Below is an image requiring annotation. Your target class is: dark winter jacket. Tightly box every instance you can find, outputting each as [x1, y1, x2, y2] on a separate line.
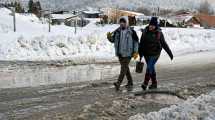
[109, 27, 139, 57]
[139, 26, 173, 59]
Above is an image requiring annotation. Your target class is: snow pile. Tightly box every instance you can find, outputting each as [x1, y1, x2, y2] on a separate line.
[129, 91, 215, 120]
[162, 28, 215, 55]
[0, 8, 13, 33]
[0, 8, 215, 62]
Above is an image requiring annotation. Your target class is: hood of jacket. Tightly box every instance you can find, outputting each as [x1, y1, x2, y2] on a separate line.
[118, 16, 129, 27]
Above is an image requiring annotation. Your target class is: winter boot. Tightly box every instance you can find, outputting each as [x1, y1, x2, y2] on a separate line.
[149, 84, 157, 89]
[113, 82, 120, 91]
[141, 84, 147, 90]
[125, 81, 133, 88]
[141, 73, 150, 90]
[149, 73, 158, 89]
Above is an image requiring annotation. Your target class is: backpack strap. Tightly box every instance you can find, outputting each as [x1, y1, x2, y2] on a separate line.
[156, 31, 161, 41]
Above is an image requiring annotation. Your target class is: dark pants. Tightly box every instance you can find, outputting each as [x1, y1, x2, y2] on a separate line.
[117, 57, 133, 85]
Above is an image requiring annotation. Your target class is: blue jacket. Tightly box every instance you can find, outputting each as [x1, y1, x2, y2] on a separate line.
[109, 27, 139, 57]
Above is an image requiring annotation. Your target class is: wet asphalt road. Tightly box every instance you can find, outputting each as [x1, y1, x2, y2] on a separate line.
[0, 51, 215, 120]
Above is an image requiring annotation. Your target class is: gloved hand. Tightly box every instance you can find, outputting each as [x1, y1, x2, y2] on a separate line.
[133, 52, 139, 60]
[107, 32, 112, 41]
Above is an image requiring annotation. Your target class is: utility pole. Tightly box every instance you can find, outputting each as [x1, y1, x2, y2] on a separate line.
[48, 10, 51, 32]
[12, 7, 16, 32]
[157, 7, 160, 17]
[74, 18, 77, 34]
[48, 0, 51, 32]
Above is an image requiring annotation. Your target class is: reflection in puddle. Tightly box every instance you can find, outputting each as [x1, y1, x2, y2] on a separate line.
[0, 63, 134, 88]
[138, 93, 185, 105]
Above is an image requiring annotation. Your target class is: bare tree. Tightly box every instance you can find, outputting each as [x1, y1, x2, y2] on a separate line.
[199, 0, 213, 15]
[136, 7, 152, 16]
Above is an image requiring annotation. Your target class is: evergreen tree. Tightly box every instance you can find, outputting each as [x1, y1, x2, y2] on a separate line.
[28, 0, 34, 13]
[36, 1, 42, 11]
[199, 1, 213, 15]
[15, 1, 23, 13]
[36, 1, 42, 17]
[28, 0, 42, 17]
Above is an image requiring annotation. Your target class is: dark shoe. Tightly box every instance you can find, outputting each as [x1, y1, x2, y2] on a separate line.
[126, 85, 133, 92]
[125, 82, 133, 88]
[125, 83, 133, 91]
[141, 84, 147, 90]
[114, 82, 120, 91]
[148, 84, 157, 90]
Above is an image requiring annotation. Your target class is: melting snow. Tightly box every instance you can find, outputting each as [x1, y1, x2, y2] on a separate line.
[129, 91, 215, 120]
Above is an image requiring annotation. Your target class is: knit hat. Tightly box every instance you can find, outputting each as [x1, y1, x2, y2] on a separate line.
[149, 17, 158, 27]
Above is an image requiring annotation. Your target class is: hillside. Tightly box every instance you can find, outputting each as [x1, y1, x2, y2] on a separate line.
[1, 0, 215, 12]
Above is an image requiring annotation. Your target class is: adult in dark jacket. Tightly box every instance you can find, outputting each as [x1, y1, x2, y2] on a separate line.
[107, 16, 139, 91]
[139, 17, 173, 90]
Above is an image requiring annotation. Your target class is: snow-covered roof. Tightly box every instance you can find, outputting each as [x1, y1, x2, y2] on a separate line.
[136, 15, 151, 20]
[82, 7, 101, 14]
[120, 10, 145, 16]
[51, 14, 76, 20]
[173, 15, 193, 22]
[83, 10, 101, 14]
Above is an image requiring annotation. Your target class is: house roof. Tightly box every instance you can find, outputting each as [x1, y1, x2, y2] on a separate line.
[82, 7, 101, 14]
[193, 14, 215, 27]
[102, 8, 144, 17]
[119, 10, 145, 16]
[51, 14, 76, 20]
[82, 10, 101, 14]
[169, 14, 193, 23]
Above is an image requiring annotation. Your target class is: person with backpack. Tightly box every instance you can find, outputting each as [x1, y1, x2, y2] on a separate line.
[139, 17, 173, 90]
[107, 16, 139, 91]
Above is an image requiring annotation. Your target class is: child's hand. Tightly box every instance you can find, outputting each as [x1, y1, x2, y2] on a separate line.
[133, 52, 139, 60]
[107, 32, 112, 41]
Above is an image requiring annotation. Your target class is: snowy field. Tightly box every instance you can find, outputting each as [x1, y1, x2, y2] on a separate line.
[0, 8, 215, 63]
[129, 90, 215, 120]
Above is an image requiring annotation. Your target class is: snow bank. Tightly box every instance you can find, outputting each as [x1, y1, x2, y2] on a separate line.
[0, 8, 215, 62]
[129, 90, 215, 120]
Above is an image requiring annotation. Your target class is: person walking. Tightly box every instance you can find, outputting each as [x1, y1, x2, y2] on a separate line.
[107, 16, 139, 91]
[138, 17, 173, 90]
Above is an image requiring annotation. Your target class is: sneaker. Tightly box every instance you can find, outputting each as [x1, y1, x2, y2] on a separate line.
[113, 82, 120, 91]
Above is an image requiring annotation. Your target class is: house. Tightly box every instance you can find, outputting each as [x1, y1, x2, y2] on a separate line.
[52, 10, 69, 14]
[186, 14, 215, 28]
[51, 13, 76, 25]
[136, 15, 151, 25]
[158, 10, 195, 27]
[102, 8, 145, 26]
[82, 9, 101, 18]
[51, 13, 89, 27]
[66, 16, 90, 27]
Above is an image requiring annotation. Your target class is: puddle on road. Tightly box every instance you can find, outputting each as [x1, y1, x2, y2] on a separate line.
[0, 63, 134, 88]
[137, 93, 185, 105]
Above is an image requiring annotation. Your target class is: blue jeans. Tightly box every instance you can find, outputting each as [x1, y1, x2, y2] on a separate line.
[144, 56, 159, 74]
